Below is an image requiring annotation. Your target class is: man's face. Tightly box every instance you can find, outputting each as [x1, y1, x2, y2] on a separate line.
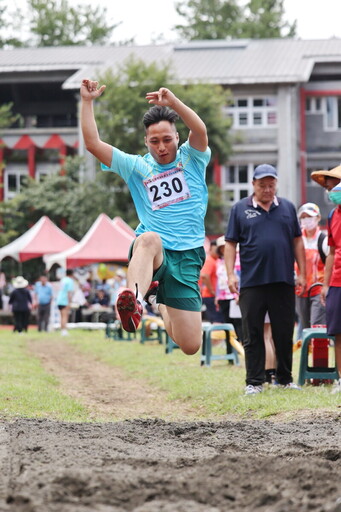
[145, 121, 179, 165]
[40, 276, 47, 285]
[252, 177, 277, 204]
[324, 176, 340, 191]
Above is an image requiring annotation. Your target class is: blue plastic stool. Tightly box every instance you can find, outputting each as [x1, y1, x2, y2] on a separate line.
[200, 323, 239, 367]
[161, 329, 179, 353]
[298, 327, 339, 386]
[105, 320, 135, 341]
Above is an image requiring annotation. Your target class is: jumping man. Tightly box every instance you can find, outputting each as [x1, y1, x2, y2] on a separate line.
[80, 81, 211, 354]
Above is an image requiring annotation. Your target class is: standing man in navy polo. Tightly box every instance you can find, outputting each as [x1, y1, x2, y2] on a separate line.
[225, 164, 306, 395]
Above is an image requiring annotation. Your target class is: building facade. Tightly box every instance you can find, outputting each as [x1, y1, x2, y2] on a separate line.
[1, 39, 341, 223]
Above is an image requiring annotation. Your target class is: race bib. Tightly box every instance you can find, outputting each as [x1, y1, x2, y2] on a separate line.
[144, 167, 191, 210]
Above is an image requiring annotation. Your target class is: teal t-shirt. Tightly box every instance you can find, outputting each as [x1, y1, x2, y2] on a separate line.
[56, 276, 75, 306]
[101, 141, 211, 251]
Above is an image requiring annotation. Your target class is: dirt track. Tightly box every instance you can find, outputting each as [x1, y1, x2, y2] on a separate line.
[0, 339, 340, 511]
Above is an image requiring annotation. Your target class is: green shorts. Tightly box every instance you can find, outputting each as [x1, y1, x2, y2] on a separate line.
[129, 243, 205, 311]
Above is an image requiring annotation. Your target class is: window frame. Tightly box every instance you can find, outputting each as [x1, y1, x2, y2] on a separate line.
[228, 96, 278, 129]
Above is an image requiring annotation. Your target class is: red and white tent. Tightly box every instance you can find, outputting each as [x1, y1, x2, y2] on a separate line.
[44, 214, 136, 269]
[0, 216, 77, 262]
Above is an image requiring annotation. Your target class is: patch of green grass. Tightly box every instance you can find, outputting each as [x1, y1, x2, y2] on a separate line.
[0, 331, 89, 421]
[0, 328, 338, 422]
[69, 329, 340, 420]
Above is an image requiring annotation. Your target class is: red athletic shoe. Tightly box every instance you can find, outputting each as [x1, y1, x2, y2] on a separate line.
[117, 289, 143, 332]
[144, 281, 159, 306]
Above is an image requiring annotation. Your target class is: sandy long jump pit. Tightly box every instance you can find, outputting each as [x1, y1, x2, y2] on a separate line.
[0, 413, 340, 512]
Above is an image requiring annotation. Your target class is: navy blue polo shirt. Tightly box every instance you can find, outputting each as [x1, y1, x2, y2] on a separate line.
[225, 195, 301, 288]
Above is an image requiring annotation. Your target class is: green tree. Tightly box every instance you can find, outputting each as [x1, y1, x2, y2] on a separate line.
[26, 0, 118, 46]
[0, 103, 20, 129]
[175, 0, 296, 40]
[241, 0, 296, 38]
[0, 0, 23, 47]
[175, 0, 242, 40]
[0, 0, 119, 48]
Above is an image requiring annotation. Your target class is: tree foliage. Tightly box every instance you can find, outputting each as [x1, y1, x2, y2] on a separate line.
[0, 0, 23, 47]
[0, 103, 20, 130]
[175, 0, 296, 40]
[26, 0, 118, 47]
[0, 0, 118, 48]
[242, 0, 296, 38]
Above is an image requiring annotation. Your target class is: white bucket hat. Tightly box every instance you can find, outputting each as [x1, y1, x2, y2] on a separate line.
[12, 276, 29, 288]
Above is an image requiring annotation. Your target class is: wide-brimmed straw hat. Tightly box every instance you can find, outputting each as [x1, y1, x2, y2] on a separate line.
[12, 276, 29, 288]
[311, 165, 341, 187]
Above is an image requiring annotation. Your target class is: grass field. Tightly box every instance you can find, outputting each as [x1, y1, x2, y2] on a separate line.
[0, 328, 339, 422]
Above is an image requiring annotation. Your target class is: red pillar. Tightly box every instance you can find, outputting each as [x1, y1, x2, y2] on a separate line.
[0, 147, 4, 202]
[59, 144, 67, 175]
[213, 156, 222, 187]
[28, 144, 36, 179]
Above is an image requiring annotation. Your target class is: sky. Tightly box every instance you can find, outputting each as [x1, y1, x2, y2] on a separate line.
[89, 0, 341, 45]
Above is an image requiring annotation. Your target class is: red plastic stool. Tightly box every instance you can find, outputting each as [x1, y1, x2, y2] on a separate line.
[311, 324, 331, 385]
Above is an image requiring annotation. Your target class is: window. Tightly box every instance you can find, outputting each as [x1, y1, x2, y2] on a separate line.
[222, 164, 255, 203]
[305, 97, 323, 113]
[228, 96, 278, 128]
[5, 169, 28, 200]
[306, 95, 341, 130]
[36, 162, 60, 181]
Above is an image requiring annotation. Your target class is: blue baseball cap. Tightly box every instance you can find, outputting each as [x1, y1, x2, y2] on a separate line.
[253, 164, 277, 180]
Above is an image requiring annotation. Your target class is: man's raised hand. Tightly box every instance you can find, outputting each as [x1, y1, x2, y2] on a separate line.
[145, 87, 176, 108]
[81, 79, 106, 100]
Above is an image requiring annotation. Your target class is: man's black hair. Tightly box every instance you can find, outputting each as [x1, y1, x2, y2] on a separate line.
[66, 269, 73, 276]
[143, 105, 179, 130]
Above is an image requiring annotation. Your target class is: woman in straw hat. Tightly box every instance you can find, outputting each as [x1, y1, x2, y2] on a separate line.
[311, 164, 341, 191]
[9, 276, 32, 333]
[311, 167, 341, 394]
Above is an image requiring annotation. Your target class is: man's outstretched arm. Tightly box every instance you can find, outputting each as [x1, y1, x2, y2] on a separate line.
[145, 87, 208, 152]
[80, 79, 113, 167]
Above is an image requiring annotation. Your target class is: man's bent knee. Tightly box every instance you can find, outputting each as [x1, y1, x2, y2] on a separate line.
[133, 232, 162, 255]
[180, 339, 201, 355]
[164, 307, 202, 355]
[173, 330, 202, 355]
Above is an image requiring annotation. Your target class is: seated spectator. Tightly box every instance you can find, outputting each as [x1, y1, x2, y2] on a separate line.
[91, 289, 110, 307]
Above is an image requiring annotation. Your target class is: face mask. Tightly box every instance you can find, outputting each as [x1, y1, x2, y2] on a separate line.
[300, 217, 318, 231]
[328, 190, 341, 205]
